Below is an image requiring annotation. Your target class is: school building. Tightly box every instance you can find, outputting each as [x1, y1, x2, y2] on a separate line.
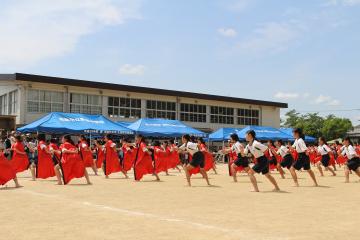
[0, 73, 288, 132]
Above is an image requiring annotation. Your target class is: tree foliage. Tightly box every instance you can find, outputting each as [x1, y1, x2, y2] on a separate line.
[282, 110, 353, 140]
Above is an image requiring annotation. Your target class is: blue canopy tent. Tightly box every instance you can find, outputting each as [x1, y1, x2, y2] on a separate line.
[279, 128, 316, 142]
[116, 121, 134, 127]
[235, 126, 293, 141]
[127, 118, 206, 137]
[17, 112, 134, 135]
[208, 128, 243, 141]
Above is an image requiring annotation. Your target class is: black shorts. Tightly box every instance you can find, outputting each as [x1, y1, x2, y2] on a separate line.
[190, 151, 205, 168]
[293, 152, 311, 171]
[321, 154, 330, 167]
[347, 157, 360, 171]
[252, 156, 269, 175]
[269, 156, 277, 165]
[234, 154, 249, 168]
[280, 154, 294, 169]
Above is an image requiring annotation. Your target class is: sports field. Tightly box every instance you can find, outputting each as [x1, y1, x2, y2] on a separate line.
[1, 164, 359, 240]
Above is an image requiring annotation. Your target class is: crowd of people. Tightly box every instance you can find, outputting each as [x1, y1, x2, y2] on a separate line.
[1, 128, 360, 191]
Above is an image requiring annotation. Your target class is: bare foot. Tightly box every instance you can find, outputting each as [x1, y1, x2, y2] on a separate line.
[56, 182, 63, 185]
[293, 183, 300, 187]
[251, 189, 260, 192]
[87, 182, 92, 185]
[15, 184, 22, 188]
[272, 188, 280, 192]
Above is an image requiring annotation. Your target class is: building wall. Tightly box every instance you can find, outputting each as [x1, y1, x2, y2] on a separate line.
[8, 81, 282, 130]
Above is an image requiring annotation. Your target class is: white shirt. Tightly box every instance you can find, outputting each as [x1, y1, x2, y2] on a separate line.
[317, 144, 331, 156]
[179, 142, 199, 156]
[81, 143, 88, 148]
[341, 145, 358, 160]
[276, 145, 290, 158]
[292, 138, 307, 153]
[39, 143, 47, 150]
[231, 142, 243, 155]
[244, 140, 268, 158]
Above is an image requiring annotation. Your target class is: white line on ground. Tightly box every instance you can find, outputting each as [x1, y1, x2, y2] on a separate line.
[15, 189, 289, 240]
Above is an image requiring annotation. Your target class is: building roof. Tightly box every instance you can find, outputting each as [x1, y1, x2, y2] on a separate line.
[0, 73, 288, 108]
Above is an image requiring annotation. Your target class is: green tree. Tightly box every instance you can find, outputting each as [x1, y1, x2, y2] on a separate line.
[282, 110, 353, 140]
[321, 115, 353, 140]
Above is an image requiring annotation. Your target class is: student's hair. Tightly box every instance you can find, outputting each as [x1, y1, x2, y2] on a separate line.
[63, 135, 75, 145]
[182, 134, 191, 142]
[246, 130, 256, 139]
[343, 137, 353, 146]
[335, 140, 340, 145]
[50, 138, 58, 144]
[169, 139, 175, 144]
[80, 135, 87, 141]
[104, 134, 112, 140]
[15, 135, 22, 142]
[319, 137, 327, 145]
[276, 139, 284, 145]
[230, 133, 240, 142]
[122, 137, 130, 143]
[293, 128, 305, 139]
[198, 137, 205, 144]
[153, 140, 161, 147]
[37, 134, 46, 141]
[190, 136, 196, 142]
[136, 134, 145, 143]
[268, 140, 274, 146]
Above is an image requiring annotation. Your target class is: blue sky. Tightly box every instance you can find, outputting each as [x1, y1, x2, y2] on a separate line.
[0, 0, 359, 124]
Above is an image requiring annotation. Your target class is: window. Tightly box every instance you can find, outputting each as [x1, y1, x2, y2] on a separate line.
[0, 94, 7, 115]
[146, 100, 176, 120]
[8, 90, 18, 114]
[237, 108, 260, 126]
[27, 89, 64, 113]
[70, 93, 101, 114]
[180, 103, 207, 122]
[210, 106, 234, 124]
[108, 97, 141, 118]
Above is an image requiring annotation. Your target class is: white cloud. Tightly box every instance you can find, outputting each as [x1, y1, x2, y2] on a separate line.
[236, 21, 303, 54]
[314, 94, 341, 106]
[119, 64, 145, 76]
[274, 92, 300, 100]
[0, 0, 142, 69]
[218, 28, 237, 37]
[325, 0, 360, 6]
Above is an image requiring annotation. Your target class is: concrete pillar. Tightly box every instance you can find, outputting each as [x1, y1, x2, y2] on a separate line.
[141, 99, 146, 118]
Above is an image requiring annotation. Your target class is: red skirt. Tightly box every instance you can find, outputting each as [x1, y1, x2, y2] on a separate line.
[104, 152, 122, 176]
[60, 153, 85, 185]
[154, 153, 168, 174]
[0, 154, 16, 185]
[123, 151, 136, 172]
[82, 151, 94, 168]
[37, 155, 55, 179]
[10, 153, 29, 174]
[134, 155, 154, 181]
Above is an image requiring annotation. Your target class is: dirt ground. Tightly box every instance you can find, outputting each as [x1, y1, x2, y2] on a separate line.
[1, 164, 359, 240]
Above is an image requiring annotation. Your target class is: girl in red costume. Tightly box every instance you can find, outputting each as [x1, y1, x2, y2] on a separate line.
[198, 138, 217, 174]
[49, 138, 61, 166]
[121, 138, 136, 174]
[79, 135, 97, 175]
[10, 135, 29, 174]
[0, 142, 21, 187]
[103, 135, 128, 179]
[267, 140, 285, 179]
[133, 135, 160, 181]
[36, 134, 55, 179]
[153, 141, 169, 175]
[167, 140, 181, 172]
[94, 139, 105, 169]
[53, 135, 91, 185]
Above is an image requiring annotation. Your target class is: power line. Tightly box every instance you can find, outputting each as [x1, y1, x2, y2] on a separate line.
[294, 109, 360, 113]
